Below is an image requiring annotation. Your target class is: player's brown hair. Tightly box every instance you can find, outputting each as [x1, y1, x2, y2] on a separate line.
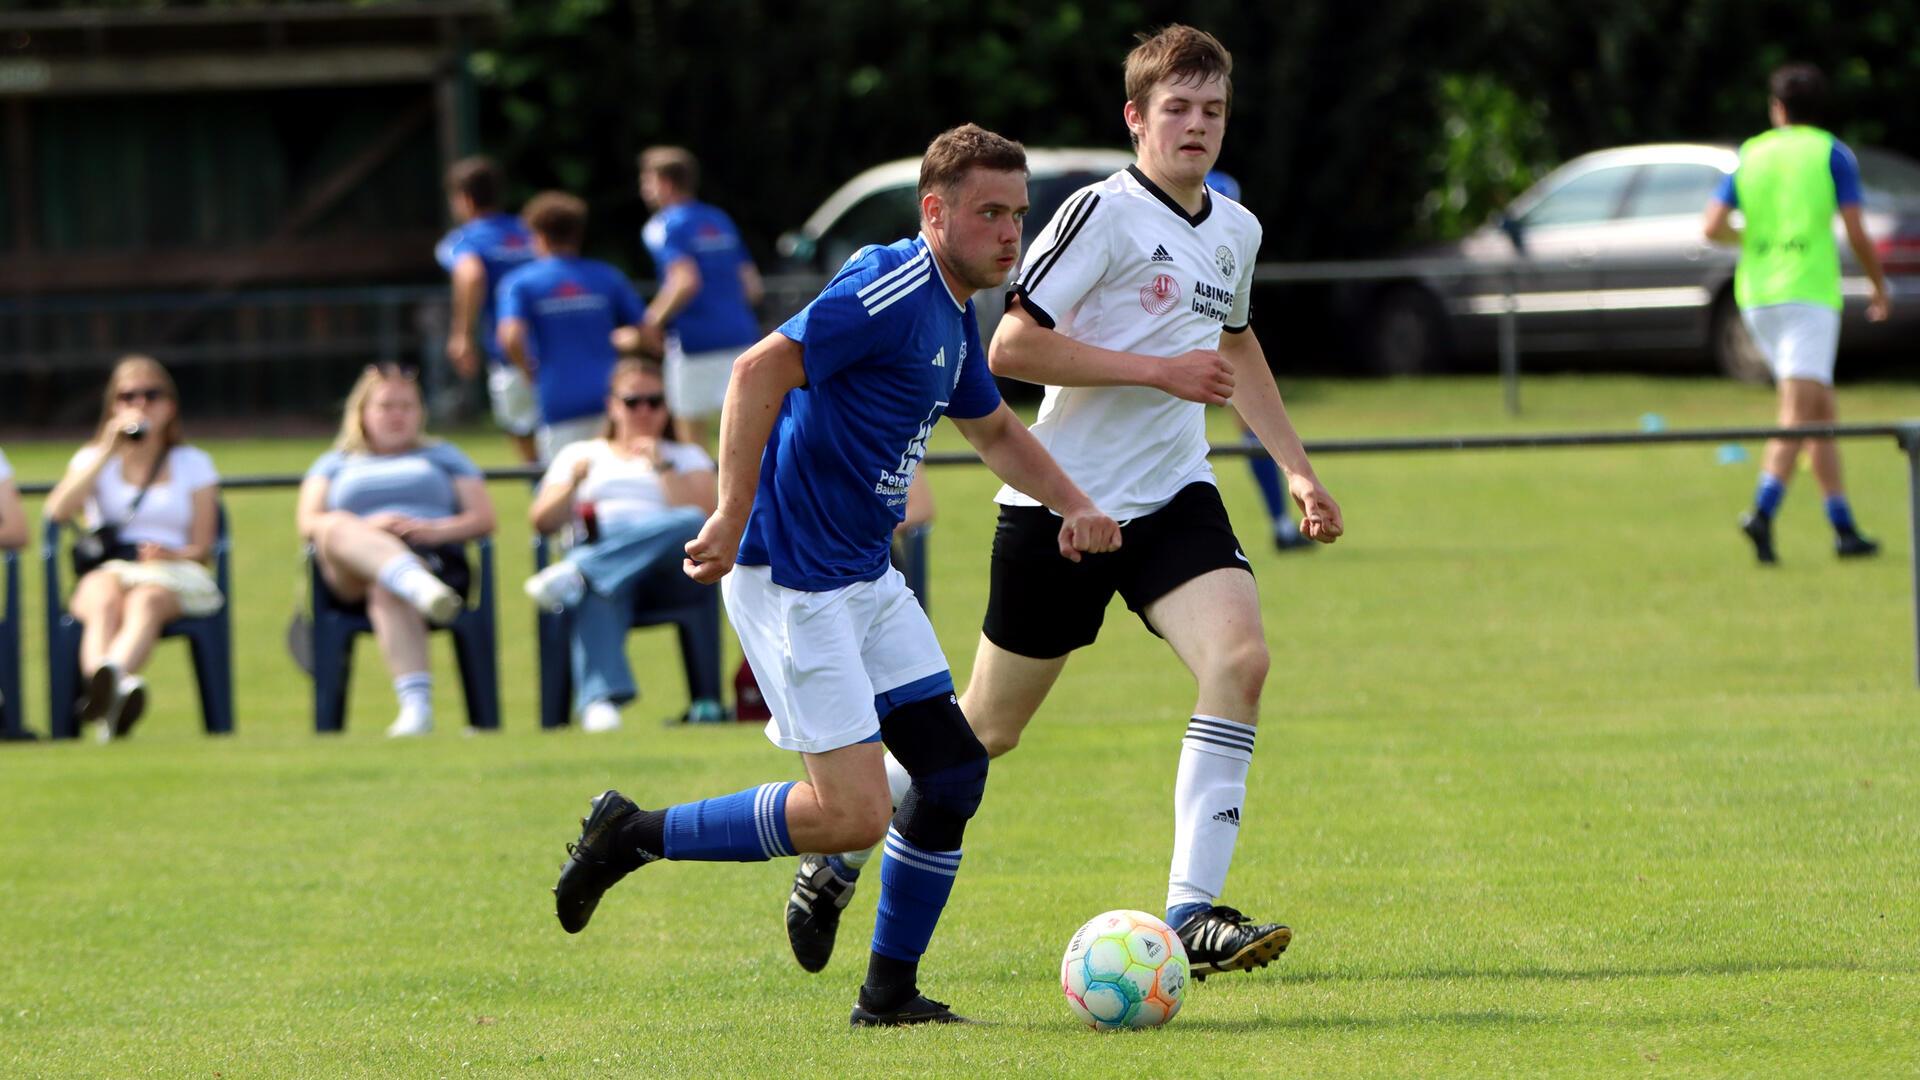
[640, 146, 700, 195]
[522, 191, 589, 249]
[445, 156, 505, 212]
[1769, 62, 1827, 125]
[1124, 25, 1233, 142]
[917, 124, 1028, 199]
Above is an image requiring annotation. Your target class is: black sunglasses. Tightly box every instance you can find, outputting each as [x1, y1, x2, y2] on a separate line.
[617, 393, 667, 410]
[116, 388, 169, 404]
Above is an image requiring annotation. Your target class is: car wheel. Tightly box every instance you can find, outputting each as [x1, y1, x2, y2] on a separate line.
[1711, 293, 1771, 383]
[1365, 285, 1449, 376]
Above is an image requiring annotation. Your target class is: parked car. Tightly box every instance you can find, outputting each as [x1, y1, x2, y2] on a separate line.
[1354, 142, 1920, 378]
[776, 148, 1136, 341]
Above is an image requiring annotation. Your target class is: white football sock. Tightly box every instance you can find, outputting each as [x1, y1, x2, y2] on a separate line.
[1167, 715, 1256, 913]
[393, 671, 433, 719]
[377, 554, 438, 608]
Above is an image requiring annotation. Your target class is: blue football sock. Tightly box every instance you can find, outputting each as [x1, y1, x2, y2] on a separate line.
[826, 853, 862, 882]
[661, 782, 795, 861]
[871, 827, 962, 963]
[1754, 473, 1786, 519]
[1167, 901, 1210, 933]
[1825, 494, 1857, 533]
[1243, 431, 1288, 525]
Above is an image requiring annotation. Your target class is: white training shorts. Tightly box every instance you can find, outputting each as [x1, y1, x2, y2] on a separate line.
[721, 563, 950, 754]
[664, 344, 745, 420]
[487, 365, 540, 437]
[535, 416, 604, 464]
[1742, 302, 1842, 386]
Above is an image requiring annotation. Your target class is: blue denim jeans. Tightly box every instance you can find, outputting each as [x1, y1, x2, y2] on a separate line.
[566, 507, 707, 712]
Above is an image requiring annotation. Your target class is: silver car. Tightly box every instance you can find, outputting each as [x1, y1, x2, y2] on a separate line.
[1362, 142, 1920, 378]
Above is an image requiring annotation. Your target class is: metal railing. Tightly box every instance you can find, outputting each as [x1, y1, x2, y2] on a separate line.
[15, 420, 1920, 686]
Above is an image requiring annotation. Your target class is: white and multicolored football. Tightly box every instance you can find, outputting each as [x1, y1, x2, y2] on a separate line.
[1060, 909, 1188, 1030]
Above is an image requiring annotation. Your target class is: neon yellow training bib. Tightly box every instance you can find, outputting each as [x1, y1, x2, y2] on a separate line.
[1732, 126, 1843, 311]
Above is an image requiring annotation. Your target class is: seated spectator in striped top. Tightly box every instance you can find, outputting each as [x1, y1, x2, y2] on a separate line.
[44, 356, 222, 741]
[525, 358, 717, 732]
[297, 365, 497, 738]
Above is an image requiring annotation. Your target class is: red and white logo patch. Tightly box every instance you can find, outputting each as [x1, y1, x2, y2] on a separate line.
[1139, 273, 1182, 316]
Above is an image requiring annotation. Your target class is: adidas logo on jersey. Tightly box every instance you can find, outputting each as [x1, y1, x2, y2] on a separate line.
[1212, 807, 1241, 826]
[932, 346, 946, 368]
[1149, 244, 1174, 262]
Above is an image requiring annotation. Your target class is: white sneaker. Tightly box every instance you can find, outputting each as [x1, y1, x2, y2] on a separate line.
[386, 708, 433, 738]
[417, 579, 463, 626]
[579, 700, 623, 733]
[525, 563, 587, 614]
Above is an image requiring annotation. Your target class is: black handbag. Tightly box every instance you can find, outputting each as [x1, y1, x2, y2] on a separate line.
[70, 462, 157, 578]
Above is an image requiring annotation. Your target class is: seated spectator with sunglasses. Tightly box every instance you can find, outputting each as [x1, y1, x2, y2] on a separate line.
[43, 356, 222, 740]
[297, 365, 497, 737]
[525, 359, 717, 732]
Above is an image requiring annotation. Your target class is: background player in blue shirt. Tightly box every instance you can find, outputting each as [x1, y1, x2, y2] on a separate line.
[435, 157, 538, 462]
[551, 125, 1119, 1027]
[636, 146, 766, 447]
[496, 192, 648, 461]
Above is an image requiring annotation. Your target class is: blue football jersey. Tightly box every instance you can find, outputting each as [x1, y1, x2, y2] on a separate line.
[435, 213, 537, 365]
[737, 236, 1002, 591]
[641, 201, 762, 354]
[497, 256, 647, 424]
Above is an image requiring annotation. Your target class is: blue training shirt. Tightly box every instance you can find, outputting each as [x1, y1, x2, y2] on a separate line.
[737, 236, 1002, 591]
[497, 256, 647, 425]
[641, 201, 761, 354]
[435, 213, 537, 366]
[1713, 139, 1865, 209]
[309, 442, 482, 522]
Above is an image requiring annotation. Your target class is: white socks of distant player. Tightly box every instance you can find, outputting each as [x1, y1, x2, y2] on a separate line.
[836, 752, 915, 867]
[1167, 715, 1256, 913]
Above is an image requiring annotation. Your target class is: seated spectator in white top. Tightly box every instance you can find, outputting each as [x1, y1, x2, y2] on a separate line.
[525, 358, 716, 732]
[44, 356, 222, 740]
[297, 365, 496, 738]
[0, 448, 25, 551]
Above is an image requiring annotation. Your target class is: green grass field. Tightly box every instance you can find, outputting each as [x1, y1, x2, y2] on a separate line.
[3, 376, 1918, 1077]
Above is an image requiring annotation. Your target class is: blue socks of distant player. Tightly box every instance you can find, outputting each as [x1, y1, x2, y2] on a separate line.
[1825, 494, 1858, 534]
[624, 782, 796, 862]
[1244, 431, 1287, 524]
[1168, 716, 1257, 928]
[1753, 473, 1786, 520]
[865, 827, 962, 1009]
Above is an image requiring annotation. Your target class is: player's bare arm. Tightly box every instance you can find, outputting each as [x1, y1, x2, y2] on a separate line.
[683, 331, 805, 582]
[447, 253, 488, 377]
[497, 317, 533, 377]
[1701, 199, 1740, 246]
[1839, 205, 1893, 321]
[990, 298, 1235, 405]
[640, 256, 703, 354]
[1218, 328, 1343, 542]
[949, 402, 1121, 562]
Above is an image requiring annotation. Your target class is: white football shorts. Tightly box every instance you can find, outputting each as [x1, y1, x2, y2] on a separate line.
[1742, 302, 1841, 386]
[664, 344, 745, 420]
[487, 364, 540, 437]
[721, 563, 950, 754]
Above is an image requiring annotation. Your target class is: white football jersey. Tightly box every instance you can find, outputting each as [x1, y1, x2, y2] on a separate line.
[995, 166, 1261, 519]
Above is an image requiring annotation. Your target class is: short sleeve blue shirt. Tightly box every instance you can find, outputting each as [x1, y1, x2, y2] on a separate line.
[497, 256, 647, 424]
[737, 236, 1001, 591]
[641, 201, 762, 354]
[435, 214, 537, 366]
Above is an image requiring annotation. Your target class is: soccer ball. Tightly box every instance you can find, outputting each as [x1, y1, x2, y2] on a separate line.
[1060, 909, 1188, 1030]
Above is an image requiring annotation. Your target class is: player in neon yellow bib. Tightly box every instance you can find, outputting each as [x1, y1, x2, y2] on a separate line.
[1704, 62, 1892, 564]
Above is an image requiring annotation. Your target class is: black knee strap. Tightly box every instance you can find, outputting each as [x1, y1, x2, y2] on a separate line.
[880, 692, 988, 852]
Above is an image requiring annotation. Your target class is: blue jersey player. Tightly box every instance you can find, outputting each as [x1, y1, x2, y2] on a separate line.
[497, 192, 648, 461]
[637, 146, 765, 446]
[551, 125, 1120, 1027]
[436, 157, 537, 461]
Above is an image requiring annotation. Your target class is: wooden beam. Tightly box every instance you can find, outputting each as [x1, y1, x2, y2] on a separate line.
[0, 48, 441, 96]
